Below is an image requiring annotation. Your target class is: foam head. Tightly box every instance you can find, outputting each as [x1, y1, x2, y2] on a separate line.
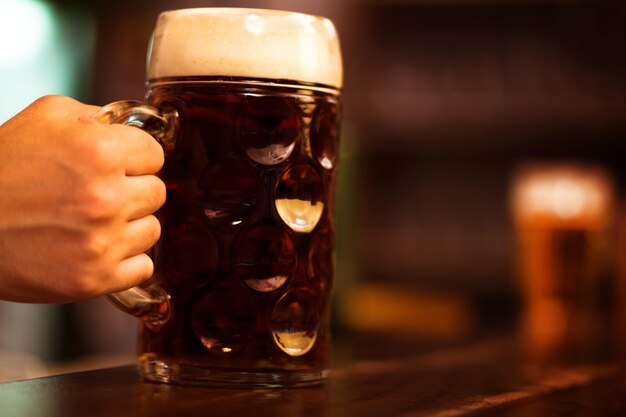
[148, 8, 343, 89]
[511, 163, 613, 229]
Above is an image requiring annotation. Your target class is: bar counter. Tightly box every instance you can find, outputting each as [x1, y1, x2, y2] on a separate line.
[1, 333, 623, 417]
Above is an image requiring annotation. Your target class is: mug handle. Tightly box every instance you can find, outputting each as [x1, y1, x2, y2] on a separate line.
[93, 100, 178, 330]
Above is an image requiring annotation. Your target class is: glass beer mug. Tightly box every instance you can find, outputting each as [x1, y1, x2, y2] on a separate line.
[95, 8, 342, 387]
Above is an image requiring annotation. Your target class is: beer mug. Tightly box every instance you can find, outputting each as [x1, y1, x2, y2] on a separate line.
[95, 8, 342, 387]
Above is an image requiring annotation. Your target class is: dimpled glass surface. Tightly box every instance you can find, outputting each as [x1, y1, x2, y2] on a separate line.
[139, 81, 340, 383]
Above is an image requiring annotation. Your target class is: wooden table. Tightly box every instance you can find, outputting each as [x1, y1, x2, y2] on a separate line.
[1, 335, 623, 417]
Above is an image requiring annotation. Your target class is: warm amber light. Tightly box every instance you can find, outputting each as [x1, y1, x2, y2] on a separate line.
[511, 162, 614, 363]
[276, 198, 324, 233]
[512, 163, 613, 229]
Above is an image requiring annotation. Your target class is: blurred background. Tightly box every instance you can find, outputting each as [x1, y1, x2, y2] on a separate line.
[0, 0, 625, 380]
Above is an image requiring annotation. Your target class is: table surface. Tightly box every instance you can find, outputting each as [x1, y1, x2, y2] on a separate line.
[1, 335, 624, 417]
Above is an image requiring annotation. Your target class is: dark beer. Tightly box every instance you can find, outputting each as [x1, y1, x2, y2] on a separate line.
[137, 79, 340, 385]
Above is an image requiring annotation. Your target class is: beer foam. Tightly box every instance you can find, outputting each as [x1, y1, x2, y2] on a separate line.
[148, 8, 343, 89]
[512, 164, 613, 228]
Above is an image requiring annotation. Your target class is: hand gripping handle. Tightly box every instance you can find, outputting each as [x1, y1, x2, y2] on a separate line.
[93, 100, 178, 330]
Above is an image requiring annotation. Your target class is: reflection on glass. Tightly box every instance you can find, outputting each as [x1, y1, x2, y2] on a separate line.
[271, 289, 320, 357]
[275, 164, 324, 233]
[273, 330, 317, 357]
[276, 198, 324, 233]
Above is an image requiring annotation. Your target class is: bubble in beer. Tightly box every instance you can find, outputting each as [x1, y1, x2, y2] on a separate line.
[275, 164, 324, 233]
[160, 219, 219, 289]
[240, 97, 300, 165]
[311, 101, 340, 170]
[271, 289, 320, 357]
[307, 230, 335, 293]
[191, 287, 256, 356]
[197, 159, 260, 226]
[232, 223, 296, 292]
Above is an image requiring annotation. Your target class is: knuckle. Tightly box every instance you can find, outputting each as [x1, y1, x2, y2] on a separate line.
[32, 94, 73, 109]
[60, 258, 106, 299]
[75, 181, 123, 221]
[62, 236, 111, 299]
[65, 272, 101, 299]
[29, 96, 79, 125]
[77, 129, 121, 170]
[62, 230, 119, 299]
[81, 230, 112, 260]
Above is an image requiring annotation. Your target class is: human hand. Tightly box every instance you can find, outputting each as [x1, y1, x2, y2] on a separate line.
[0, 95, 165, 303]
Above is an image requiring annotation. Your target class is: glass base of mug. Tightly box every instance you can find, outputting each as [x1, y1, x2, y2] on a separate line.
[138, 359, 329, 388]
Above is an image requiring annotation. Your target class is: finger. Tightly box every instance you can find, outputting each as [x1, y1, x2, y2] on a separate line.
[107, 124, 165, 175]
[121, 215, 161, 258]
[111, 253, 154, 292]
[123, 175, 166, 220]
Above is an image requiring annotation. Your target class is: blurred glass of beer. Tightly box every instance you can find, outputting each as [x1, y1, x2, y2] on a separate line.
[511, 163, 614, 363]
